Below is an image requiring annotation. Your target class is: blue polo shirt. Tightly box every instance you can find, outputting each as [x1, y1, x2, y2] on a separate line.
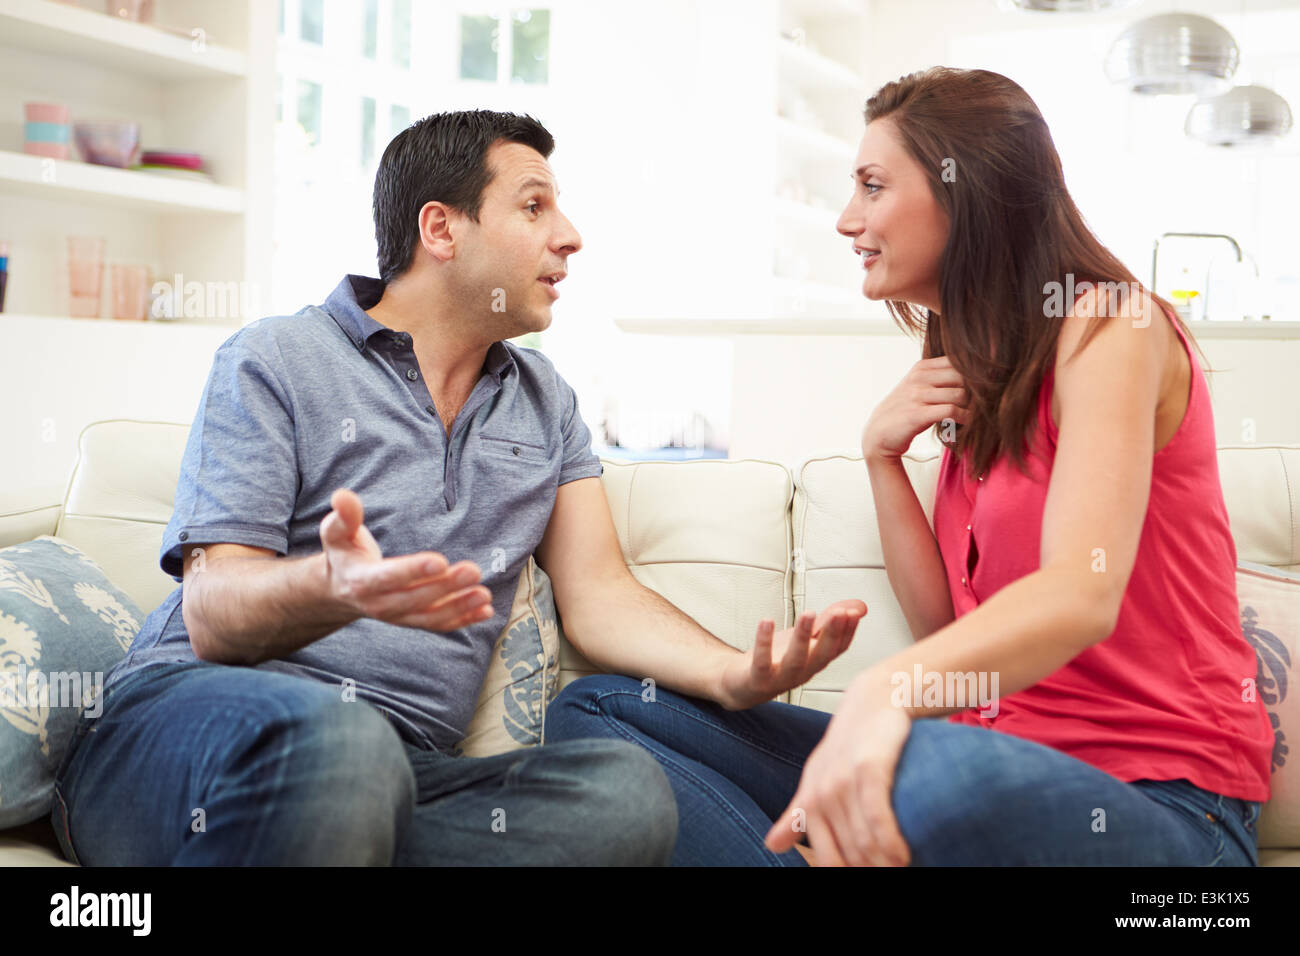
[105, 274, 604, 753]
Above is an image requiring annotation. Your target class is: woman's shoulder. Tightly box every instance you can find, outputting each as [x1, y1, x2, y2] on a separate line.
[1055, 283, 1176, 378]
[1048, 284, 1187, 439]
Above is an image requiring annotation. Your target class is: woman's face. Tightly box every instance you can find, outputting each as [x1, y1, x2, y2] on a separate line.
[836, 117, 949, 314]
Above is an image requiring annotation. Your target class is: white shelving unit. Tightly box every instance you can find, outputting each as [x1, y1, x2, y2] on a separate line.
[0, 0, 274, 326]
[0, 0, 248, 77]
[771, 0, 873, 320]
[0, 148, 244, 213]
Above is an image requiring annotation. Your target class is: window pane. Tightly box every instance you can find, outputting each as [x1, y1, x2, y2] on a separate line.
[459, 14, 498, 82]
[512, 9, 549, 85]
[391, 0, 411, 70]
[297, 79, 323, 147]
[391, 104, 411, 136]
[300, 0, 323, 44]
[362, 0, 378, 58]
[361, 97, 376, 167]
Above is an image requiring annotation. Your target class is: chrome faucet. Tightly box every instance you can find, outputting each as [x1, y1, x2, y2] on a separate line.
[1151, 232, 1258, 320]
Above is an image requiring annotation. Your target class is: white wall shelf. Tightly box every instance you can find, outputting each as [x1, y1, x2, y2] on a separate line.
[1, 311, 241, 329]
[0, 0, 248, 79]
[773, 195, 841, 229]
[768, 0, 870, 320]
[778, 36, 865, 93]
[774, 114, 857, 164]
[0, 149, 244, 214]
[785, 0, 869, 20]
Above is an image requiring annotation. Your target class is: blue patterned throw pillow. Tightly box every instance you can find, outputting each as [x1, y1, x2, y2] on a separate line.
[455, 556, 560, 757]
[1238, 561, 1300, 849]
[0, 536, 142, 827]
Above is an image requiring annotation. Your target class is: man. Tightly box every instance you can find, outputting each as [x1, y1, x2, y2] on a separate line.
[51, 110, 862, 866]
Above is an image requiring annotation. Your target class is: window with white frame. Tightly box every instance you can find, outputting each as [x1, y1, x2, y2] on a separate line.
[272, 0, 420, 313]
[458, 9, 550, 85]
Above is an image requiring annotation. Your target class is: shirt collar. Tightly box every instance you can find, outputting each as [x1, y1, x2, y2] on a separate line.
[322, 274, 516, 380]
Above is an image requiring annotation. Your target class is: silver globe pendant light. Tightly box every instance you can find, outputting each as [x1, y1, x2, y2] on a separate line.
[1009, 0, 1134, 10]
[1106, 13, 1240, 95]
[1186, 84, 1294, 145]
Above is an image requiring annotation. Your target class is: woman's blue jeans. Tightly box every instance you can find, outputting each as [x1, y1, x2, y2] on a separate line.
[545, 674, 1262, 867]
[51, 661, 677, 865]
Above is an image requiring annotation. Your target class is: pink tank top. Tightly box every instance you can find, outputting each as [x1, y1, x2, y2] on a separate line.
[933, 304, 1273, 801]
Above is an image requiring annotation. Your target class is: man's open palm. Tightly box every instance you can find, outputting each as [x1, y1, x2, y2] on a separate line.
[719, 600, 867, 710]
[320, 488, 495, 631]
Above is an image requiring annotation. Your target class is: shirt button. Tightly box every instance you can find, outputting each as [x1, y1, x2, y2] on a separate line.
[179, 531, 189, 541]
[355, 338, 363, 348]
[960, 576, 966, 586]
[512, 446, 521, 456]
[406, 368, 418, 381]
[966, 524, 972, 531]
[425, 404, 435, 415]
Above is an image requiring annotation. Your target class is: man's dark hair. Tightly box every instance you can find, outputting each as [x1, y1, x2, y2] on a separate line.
[372, 109, 555, 282]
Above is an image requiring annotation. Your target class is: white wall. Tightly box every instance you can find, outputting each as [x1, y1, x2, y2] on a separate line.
[2, 316, 238, 508]
[728, 330, 1300, 467]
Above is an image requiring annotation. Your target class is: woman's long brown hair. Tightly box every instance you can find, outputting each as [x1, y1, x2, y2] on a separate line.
[864, 66, 1208, 480]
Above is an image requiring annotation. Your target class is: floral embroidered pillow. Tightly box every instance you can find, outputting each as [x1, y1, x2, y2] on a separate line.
[454, 556, 559, 757]
[0, 536, 142, 827]
[1239, 561, 1300, 848]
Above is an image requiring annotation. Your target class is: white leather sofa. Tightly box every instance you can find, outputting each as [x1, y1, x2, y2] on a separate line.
[3, 419, 1298, 866]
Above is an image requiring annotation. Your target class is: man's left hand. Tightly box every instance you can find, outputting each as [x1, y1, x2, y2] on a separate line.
[717, 600, 867, 711]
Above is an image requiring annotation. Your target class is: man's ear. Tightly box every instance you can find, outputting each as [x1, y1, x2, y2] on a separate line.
[418, 200, 458, 263]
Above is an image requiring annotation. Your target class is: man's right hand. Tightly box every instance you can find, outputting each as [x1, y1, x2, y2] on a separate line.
[319, 488, 495, 631]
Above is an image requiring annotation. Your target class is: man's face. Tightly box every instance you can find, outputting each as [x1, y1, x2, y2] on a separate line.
[449, 140, 582, 336]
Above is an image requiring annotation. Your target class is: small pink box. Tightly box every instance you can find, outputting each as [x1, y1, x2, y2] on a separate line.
[24, 102, 71, 160]
[25, 103, 69, 123]
[24, 142, 69, 159]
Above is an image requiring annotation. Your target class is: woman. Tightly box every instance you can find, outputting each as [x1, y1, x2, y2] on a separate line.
[546, 66, 1271, 866]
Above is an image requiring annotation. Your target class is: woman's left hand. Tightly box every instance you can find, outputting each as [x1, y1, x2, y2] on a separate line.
[765, 679, 914, 866]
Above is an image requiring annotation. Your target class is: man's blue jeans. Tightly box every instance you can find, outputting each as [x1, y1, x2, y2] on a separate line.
[51, 661, 677, 865]
[545, 674, 1263, 866]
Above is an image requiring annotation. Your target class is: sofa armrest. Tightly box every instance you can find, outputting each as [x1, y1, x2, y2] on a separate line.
[0, 486, 63, 549]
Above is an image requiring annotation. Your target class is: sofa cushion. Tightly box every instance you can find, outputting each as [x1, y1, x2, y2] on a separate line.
[790, 445, 1300, 709]
[556, 457, 796, 699]
[456, 557, 559, 756]
[55, 420, 192, 616]
[0, 536, 142, 827]
[788, 451, 942, 712]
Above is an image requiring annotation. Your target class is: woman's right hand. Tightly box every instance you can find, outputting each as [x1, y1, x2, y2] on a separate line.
[862, 355, 971, 463]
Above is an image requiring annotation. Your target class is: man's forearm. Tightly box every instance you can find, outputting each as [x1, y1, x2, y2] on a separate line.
[560, 579, 744, 704]
[184, 552, 361, 666]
